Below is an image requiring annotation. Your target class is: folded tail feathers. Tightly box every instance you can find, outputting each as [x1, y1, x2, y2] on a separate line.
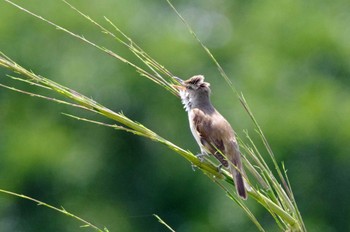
[235, 172, 247, 200]
[230, 164, 248, 200]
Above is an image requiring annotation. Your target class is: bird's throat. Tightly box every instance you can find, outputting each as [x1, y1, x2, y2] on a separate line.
[179, 90, 214, 113]
[179, 90, 192, 112]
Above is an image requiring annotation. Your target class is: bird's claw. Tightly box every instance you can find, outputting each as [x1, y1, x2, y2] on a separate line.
[216, 164, 223, 173]
[191, 163, 197, 171]
[196, 153, 207, 162]
[191, 153, 207, 171]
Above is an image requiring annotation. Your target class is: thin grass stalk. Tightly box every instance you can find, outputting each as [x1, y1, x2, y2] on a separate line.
[164, 3, 304, 229]
[1, 1, 306, 231]
[0, 51, 301, 230]
[208, 176, 265, 231]
[62, 0, 177, 95]
[153, 214, 176, 232]
[239, 96, 300, 218]
[3, 0, 178, 96]
[0, 189, 108, 232]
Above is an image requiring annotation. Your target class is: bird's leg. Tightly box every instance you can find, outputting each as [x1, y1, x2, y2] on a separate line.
[212, 150, 229, 174]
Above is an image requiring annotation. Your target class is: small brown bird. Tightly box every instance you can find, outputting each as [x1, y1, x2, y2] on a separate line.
[174, 75, 248, 199]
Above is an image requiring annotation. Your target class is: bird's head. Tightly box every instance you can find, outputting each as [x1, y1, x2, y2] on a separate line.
[173, 75, 210, 94]
[173, 75, 211, 111]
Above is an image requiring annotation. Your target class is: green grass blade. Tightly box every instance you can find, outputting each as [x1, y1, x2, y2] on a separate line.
[0, 189, 106, 232]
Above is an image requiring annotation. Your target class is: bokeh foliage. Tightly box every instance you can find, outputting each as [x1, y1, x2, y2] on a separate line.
[1, 0, 350, 231]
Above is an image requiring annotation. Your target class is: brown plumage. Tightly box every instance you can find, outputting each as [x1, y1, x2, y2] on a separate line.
[174, 75, 248, 199]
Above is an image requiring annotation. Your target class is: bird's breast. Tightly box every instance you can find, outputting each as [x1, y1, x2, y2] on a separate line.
[188, 110, 203, 148]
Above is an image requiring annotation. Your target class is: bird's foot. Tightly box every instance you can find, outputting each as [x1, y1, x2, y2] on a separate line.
[196, 153, 208, 162]
[191, 163, 197, 171]
[191, 153, 207, 171]
[216, 164, 223, 173]
[192, 153, 209, 171]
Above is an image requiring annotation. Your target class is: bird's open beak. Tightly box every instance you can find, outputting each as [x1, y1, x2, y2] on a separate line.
[173, 76, 184, 84]
[172, 76, 186, 91]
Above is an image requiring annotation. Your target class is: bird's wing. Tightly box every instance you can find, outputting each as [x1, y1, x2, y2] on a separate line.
[191, 108, 229, 166]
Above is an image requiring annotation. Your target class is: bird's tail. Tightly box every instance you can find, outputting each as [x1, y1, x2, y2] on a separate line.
[228, 139, 249, 200]
[231, 166, 247, 200]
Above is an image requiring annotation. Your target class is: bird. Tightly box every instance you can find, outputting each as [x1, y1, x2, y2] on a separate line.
[173, 75, 248, 199]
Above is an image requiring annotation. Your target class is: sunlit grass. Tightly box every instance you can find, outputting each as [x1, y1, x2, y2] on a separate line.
[0, 0, 306, 231]
[0, 189, 109, 232]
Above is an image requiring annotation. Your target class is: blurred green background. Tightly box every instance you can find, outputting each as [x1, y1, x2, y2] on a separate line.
[1, 0, 350, 231]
